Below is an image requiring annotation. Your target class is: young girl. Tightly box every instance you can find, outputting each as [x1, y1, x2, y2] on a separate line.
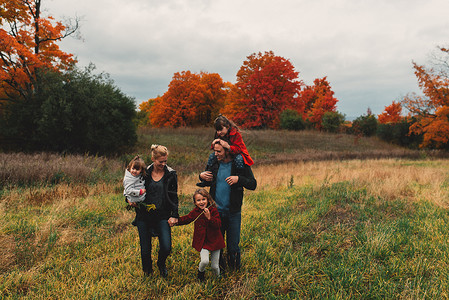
[197, 115, 253, 187]
[213, 115, 254, 166]
[176, 189, 225, 281]
[123, 155, 147, 204]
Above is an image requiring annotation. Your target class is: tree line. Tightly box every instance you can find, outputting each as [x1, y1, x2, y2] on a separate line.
[0, 0, 136, 154]
[140, 51, 340, 131]
[1, 1, 449, 154]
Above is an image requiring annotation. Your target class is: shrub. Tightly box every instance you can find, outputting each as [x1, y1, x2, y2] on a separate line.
[279, 109, 305, 131]
[321, 111, 345, 133]
[377, 119, 422, 148]
[352, 114, 378, 136]
[0, 65, 137, 154]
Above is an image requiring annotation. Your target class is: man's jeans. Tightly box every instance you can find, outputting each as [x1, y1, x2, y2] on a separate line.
[136, 218, 171, 273]
[219, 210, 241, 254]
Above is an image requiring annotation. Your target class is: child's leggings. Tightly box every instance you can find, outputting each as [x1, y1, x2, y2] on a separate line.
[199, 248, 221, 275]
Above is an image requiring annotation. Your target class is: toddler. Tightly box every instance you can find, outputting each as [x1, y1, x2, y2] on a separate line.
[123, 155, 146, 204]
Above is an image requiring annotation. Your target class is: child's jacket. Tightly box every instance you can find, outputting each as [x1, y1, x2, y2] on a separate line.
[177, 206, 225, 252]
[214, 127, 254, 166]
[123, 169, 145, 203]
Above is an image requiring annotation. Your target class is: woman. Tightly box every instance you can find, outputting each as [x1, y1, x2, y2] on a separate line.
[128, 144, 179, 277]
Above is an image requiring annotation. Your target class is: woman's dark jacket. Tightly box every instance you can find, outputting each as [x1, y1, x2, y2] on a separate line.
[135, 164, 179, 221]
[203, 157, 257, 213]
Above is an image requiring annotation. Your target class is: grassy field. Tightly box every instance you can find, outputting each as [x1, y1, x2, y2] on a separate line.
[1, 128, 449, 299]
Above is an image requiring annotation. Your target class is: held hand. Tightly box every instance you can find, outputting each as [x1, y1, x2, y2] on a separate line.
[127, 200, 138, 207]
[213, 138, 230, 150]
[200, 171, 213, 182]
[220, 140, 230, 150]
[203, 208, 211, 220]
[226, 176, 239, 186]
[168, 217, 178, 227]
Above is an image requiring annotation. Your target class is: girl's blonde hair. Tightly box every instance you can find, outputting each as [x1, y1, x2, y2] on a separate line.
[151, 144, 169, 159]
[193, 188, 216, 207]
[127, 155, 146, 176]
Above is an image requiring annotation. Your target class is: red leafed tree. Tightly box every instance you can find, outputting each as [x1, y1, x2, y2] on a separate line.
[225, 51, 303, 129]
[297, 77, 338, 129]
[378, 101, 402, 124]
[0, 0, 78, 102]
[148, 71, 227, 127]
[402, 47, 449, 148]
[220, 82, 244, 119]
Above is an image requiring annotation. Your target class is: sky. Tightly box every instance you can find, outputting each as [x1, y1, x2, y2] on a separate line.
[46, 0, 449, 119]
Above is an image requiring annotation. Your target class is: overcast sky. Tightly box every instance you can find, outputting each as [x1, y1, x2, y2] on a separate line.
[46, 0, 449, 118]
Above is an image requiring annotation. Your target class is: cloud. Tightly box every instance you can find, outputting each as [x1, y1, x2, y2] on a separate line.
[48, 0, 449, 117]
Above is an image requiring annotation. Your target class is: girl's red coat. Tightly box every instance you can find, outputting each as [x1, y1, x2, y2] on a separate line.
[213, 127, 254, 166]
[177, 206, 225, 252]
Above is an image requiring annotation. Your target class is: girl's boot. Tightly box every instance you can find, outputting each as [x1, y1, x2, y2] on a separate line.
[198, 270, 205, 282]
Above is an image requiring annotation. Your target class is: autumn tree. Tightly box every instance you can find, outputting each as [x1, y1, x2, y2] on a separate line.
[378, 101, 402, 124]
[402, 47, 449, 148]
[137, 97, 155, 126]
[0, 2, 137, 153]
[225, 51, 303, 129]
[148, 71, 227, 127]
[0, 0, 78, 102]
[297, 77, 338, 129]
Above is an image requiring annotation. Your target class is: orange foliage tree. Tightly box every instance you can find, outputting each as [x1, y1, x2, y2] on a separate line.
[0, 0, 78, 102]
[147, 71, 227, 127]
[378, 101, 402, 124]
[402, 47, 449, 148]
[297, 77, 338, 129]
[224, 51, 303, 129]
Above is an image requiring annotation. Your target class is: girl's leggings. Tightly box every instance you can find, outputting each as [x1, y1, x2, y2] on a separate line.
[199, 248, 221, 275]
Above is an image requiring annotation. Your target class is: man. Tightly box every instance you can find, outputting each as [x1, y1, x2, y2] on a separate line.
[199, 139, 257, 271]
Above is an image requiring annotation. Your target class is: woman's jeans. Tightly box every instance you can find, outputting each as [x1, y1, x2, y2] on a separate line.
[136, 218, 171, 273]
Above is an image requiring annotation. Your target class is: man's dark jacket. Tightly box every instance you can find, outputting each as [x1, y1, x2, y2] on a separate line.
[202, 156, 257, 213]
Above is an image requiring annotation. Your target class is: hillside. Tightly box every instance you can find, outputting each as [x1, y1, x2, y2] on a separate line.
[1, 127, 443, 188]
[134, 127, 433, 174]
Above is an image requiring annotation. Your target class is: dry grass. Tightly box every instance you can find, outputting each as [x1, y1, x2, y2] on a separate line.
[2, 158, 449, 298]
[251, 159, 449, 208]
[0, 152, 124, 187]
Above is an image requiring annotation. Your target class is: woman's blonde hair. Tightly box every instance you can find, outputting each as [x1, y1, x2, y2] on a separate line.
[193, 188, 216, 207]
[151, 144, 169, 159]
[127, 155, 146, 176]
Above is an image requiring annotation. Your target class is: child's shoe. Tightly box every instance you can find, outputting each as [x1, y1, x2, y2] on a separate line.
[197, 270, 205, 282]
[196, 180, 207, 187]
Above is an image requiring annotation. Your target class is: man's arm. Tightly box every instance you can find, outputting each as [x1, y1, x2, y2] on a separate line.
[237, 165, 257, 191]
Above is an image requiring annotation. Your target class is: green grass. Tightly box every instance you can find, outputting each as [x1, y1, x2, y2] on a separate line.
[2, 178, 449, 299]
[2, 128, 449, 298]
